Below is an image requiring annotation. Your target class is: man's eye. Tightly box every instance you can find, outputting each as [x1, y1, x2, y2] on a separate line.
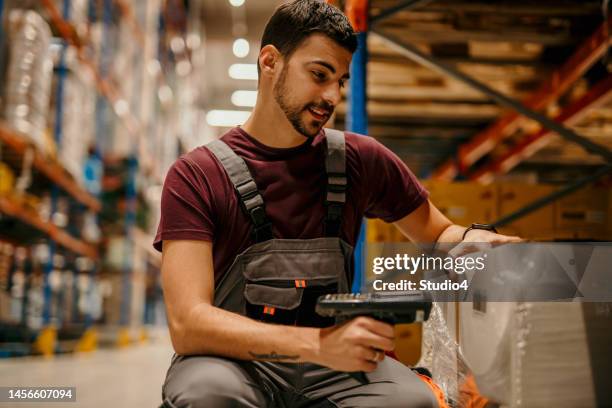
[312, 71, 326, 81]
[339, 79, 346, 88]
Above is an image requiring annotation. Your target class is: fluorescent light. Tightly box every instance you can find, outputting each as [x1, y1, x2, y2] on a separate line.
[228, 63, 258, 80]
[206, 110, 250, 127]
[232, 38, 250, 58]
[231, 90, 257, 107]
[229, 0, 245, 6]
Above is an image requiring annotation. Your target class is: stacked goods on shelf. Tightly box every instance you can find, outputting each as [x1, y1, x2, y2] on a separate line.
[0, 241, 14, 322]
[497, 183, 556, 238]
[0, 239, 103, 327]
[554, 186, 608, 240]
[423, 181, 499, 225]
[0, 163, 15, 195]
[4, 10, 54, 154]
[54, 0, 88, 38]
[114, 20, 138, 158]
[87, 20, 116, 156]
[415, 181, 610, 241]
[48, 43, 96, 185]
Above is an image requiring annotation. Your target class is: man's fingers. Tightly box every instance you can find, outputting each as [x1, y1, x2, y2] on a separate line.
[355, 316, 395, 339]
[370, 347, 385, 362]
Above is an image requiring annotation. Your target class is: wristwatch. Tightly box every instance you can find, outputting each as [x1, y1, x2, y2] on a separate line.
[462, 223, 498, 240]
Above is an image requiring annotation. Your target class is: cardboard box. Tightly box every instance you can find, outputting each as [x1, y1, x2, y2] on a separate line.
[555, 187, 608, 235]
[498, 183, 556, 239]
[425, 181, 498, 225]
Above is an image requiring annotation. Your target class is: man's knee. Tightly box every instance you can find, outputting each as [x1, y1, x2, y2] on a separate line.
[383, 382, 438, 408]
[365, 360, 439, 408]
[162, 356, 266, 408]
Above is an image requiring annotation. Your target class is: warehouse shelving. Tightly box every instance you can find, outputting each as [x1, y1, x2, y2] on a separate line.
[40, 0, 144, 152]
[344, 0, 612, 236]
[0, 0, 177, 357]
[0, 121, 101, 211]
[0, 196, 97, 258]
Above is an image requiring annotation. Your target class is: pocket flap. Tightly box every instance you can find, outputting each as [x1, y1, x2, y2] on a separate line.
[244, 283, 303, 310]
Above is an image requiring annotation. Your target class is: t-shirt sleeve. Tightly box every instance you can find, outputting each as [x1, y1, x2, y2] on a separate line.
[153, 156, 216, 252]
[355, 135, 429, 222]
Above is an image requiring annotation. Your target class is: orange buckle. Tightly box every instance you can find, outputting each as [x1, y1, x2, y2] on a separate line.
[263, 306, 276, 315]
[294, 280, 307, 288]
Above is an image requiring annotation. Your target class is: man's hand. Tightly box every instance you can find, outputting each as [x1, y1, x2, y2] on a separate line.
[311, 317, 395, 372]
[448, 228, 523, 258]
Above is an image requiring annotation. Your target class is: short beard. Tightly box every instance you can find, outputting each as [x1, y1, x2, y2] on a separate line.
[273, 64, 322, 139]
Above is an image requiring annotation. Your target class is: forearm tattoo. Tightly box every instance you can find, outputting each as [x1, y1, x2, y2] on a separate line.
[249, 351, 299, 361]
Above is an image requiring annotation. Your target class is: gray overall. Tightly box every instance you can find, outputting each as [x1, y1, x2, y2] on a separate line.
[161, 130, 438, 408]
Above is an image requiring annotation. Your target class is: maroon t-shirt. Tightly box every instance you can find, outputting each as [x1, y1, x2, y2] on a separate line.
[153, 127, 428, 282]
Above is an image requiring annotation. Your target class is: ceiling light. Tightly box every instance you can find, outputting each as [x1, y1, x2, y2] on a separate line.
[229, 0, 245, 7]
[170, 37, 185, 54]
[228, 63, 257, 80]
[206, 110, 250, 127]
[232, 38, 250, 58]
[158, 85, 173, 104]
[147, 59, 161, 77]
[231, 90, 257, 107]
[186, 33, 201, 49]
[176, 60, 192, 76]
[113, 99, 129, 117]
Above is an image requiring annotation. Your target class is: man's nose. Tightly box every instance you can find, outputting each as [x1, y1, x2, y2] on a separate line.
[322, 83, 342, 108]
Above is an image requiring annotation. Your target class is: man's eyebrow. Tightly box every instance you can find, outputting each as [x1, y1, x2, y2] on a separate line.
[308, 60, 350, 79]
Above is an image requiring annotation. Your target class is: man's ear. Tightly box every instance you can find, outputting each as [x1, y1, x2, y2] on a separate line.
[259, 44, 280, 76]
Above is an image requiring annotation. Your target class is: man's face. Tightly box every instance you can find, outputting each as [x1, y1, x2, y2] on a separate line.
[272, 33, 352, 138]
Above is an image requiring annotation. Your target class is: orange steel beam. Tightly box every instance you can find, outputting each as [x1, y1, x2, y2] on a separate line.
[0, 122, 102, 211]
[345, 0, 369, 32]
[0, 196, 98, 259]
[432, 17, 612, 180]
[471, 73, 612, 183]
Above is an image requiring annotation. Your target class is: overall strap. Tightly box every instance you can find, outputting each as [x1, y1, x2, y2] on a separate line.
[323, 129, 347, 237]
[207, 140, 273, 242]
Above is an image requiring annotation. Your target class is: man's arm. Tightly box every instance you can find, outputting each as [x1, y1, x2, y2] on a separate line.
[392, 199, 521, 244]
[161, 239, 395, 372]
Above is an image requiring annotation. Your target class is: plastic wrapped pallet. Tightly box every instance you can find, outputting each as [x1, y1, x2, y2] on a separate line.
[54, 0, 88, 38]
[48, 43, 95, 184]
[459, 301, 612, 407]
[418, 302, 471, 407]
[4, 10, 53, 152]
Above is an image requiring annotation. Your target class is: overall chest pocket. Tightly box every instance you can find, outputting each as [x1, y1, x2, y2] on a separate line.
[244, 278, 339, 327]
[240, 245, 350, 327]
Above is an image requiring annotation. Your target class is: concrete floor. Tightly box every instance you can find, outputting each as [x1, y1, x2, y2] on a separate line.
[0, 328, 174, 408]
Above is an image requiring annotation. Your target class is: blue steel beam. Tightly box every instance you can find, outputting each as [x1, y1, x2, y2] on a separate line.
[345, 0, 368, 293]
[43, 0, 71, 328]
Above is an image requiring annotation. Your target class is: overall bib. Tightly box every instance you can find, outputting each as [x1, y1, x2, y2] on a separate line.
[160, 130, 438, 408]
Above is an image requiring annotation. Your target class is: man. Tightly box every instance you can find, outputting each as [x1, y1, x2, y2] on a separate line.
[154, 1, 520, 407]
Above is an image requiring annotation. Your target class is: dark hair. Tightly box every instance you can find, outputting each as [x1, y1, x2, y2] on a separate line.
[258, 0, 357, 75]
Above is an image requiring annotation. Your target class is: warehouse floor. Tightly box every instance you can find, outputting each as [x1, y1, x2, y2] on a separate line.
[0, 328, 174, 408]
